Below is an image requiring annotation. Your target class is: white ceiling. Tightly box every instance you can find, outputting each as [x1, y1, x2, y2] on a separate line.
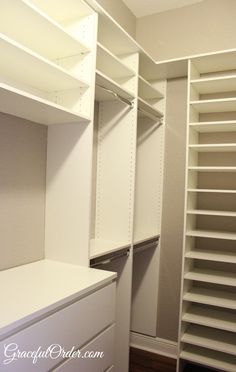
[122, 0, 204, 18]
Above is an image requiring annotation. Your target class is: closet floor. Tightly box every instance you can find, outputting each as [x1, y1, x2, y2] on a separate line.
[129, 348, 215, 372]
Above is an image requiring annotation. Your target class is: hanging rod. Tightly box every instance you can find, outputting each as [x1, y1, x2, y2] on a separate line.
[90, 248, 130, 268]
[138, 106, 163, 123]
[96, 83, 134, 107]
[133, 236, 159, 255]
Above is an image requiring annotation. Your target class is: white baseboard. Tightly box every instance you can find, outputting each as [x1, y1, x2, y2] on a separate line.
[130, 332, 178, 359]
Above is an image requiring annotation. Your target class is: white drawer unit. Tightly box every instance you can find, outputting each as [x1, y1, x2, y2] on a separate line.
[0, 260, 116, 372]
[54, 325, 115, 372]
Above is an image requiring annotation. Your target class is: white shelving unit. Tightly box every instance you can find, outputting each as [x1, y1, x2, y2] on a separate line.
[178, 51, 236, 372]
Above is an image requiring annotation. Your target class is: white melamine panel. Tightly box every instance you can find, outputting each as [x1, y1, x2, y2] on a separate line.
[183, 287, 236, 310]
[0, 84, 90, 125]
[182, 304, 236, 333]
[138, 97, 163, 119]
[54, 325, 115, 372]
[185, 249, 236, 264]
[0, 33, 89, 91]
[191, 75, 236, 94]
[190, 98, 236, 113]
[0, 0, 89, 60]
[94, 100, 136, 246]
[97, 42, 135, 79]
[189, 143, 236, 152]
[0, 281, 115, 371]
[182, 324, 236, 355]
[184, 268, 236, 287]
[189, 166, 236, 172]
[189, 121, 236, 133]
[0, 260, 116, 339]
[181, 345, 236, 372]
[45, 123, 93, 265]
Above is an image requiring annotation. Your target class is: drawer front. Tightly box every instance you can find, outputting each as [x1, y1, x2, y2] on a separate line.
[0, 282, 115, 372]
[54, 325, 115, 372]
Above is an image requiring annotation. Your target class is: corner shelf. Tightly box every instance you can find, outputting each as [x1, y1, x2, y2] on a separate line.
[187, 209, 236, 217]
[189, 144, 236, 152]
[184, 268, 236, 287]
[189, 121, 236, 133]
[182, 324, 236, 356]
[186, 229, 236, 240]
[181, 345, 236, 372]
[182, 304, 236, 333]
[183, 287, 236, 310]
[190, 98, 236, 113]
[191, 75, 236, 94]
[185, 249, 236, 264]
[0, 0, 90, 60]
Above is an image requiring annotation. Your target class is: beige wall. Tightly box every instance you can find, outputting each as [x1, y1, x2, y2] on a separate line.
[0, 113, 47, 270]
[96, 0, 136, 38]
[136, 0, 236, 61]
[157, 78, 187, 341]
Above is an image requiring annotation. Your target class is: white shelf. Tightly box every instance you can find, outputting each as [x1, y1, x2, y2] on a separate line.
[0, 33, 89, 92]
[0, 83, 90, 125]
[182, 304, 236, 333]
[183, 287, 236, 310]
[95, 70, 134, 102]
[187, 209, 236, 217]
[186, 229, 236, 240]
[189, 166, 236, 172]
[185, 249, 236, 264]
[138, 97, 163, 120]
[190, 98, 236, 113]
[189, 144, 236, 152]
[0, 259, 116, 339]
[191, 75, 236, 94]
[138, 76, 163, 100]
[182, 324, 236, 356]
[97, 42, 135, 79]
[0, 0, 90, 60]
[188, 188, 236, 194]
[181, 345, 236, 372]
[192, 49, 236, 74]
[184, 268, 236, 287]
[90, 239, 130, 260]
[189, 121, 236, 133]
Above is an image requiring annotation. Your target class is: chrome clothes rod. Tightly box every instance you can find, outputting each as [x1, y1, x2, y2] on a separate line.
[90, 249, 130, 268]
[138, 106, 163, 123]
[97, 83, 134, 107]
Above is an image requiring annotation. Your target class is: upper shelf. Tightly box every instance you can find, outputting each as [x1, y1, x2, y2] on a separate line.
[190, 98, 236, 113]
[192, 49, 236, 75]
[189, 144, 236, 152]
[95, 70, 135, 103]
[189, 121, 236, 133]
[90, 238, 130, 260]
[191, 75, 236, 94]
[138, 76, 164, 100]
[0, 33, 89, 92]
[0, 84, 90, 125]
[0, 0, 90, 61]
[97, 42, 135, 79]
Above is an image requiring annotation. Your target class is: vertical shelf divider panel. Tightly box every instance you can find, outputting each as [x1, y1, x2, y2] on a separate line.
[177, 53, 236, 372]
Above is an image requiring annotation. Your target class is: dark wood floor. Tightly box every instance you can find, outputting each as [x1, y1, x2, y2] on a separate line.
[129, 347, 214, 372]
